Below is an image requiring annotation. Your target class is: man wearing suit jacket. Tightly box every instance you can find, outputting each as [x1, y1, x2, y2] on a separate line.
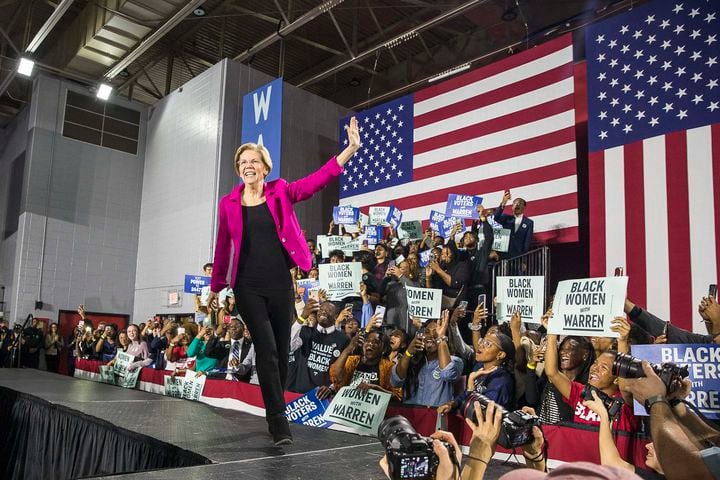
[205, 318, 255, 382]
[494, 190, 533, 259]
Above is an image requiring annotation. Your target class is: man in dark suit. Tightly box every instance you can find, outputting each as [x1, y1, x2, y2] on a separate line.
[205, 318, 254, 382]
[494, 190, 534, 259]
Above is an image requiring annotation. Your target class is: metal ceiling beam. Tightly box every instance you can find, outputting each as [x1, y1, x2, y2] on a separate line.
[25, 0, 74, 53]
[296, 0, 487, 88]
[233, 0, 345, 63]
[105, 0, 206, 79]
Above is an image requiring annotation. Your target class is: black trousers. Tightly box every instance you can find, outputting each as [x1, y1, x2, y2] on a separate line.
[234, 286, 294, 417]
[45, 354, 59, 373]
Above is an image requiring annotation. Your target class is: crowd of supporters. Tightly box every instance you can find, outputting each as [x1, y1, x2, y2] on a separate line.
[1, 197, 718, 480]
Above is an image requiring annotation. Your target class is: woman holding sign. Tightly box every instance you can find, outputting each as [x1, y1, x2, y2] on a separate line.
[207, 117, 360, 446]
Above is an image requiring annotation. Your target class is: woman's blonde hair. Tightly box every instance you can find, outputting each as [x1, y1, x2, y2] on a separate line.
[234, 143, 273, 176]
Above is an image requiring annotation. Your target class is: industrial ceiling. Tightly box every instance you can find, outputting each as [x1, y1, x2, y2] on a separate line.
[0, 0, 644, 127]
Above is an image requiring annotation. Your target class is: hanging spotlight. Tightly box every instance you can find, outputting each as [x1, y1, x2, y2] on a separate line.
[193, 7, 206, 16]
[96, 83, 113, 100]
[17, 57, 35, 77]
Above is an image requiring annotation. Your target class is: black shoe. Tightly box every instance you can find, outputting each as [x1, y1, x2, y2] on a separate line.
[268, 415, 293, 446]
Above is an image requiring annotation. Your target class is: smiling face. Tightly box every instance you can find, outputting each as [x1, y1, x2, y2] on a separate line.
[236, 149, 269, 186]
[118, 331, 129, 346]
[127, 325, 140, 342]
[559, 338, 588, 371]
[228, 319, 244, 341]
[588, 352, 618, 390]
[317, 302, 338, 328]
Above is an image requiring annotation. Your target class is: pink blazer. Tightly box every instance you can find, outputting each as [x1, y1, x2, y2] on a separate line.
[210, 156, 343, 293]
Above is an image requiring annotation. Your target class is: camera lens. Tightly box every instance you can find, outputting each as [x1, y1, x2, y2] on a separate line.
[378, 415, 418, 446]
[612, 353, 645, 379]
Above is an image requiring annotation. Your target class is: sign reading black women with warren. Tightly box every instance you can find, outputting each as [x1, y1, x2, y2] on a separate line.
[549, 276, 628, 337]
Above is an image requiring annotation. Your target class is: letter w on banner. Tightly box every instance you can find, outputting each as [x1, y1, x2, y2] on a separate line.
[338, 34, 578, 245]
[241, 77, 283, 182]
[587, 0, 720, 332]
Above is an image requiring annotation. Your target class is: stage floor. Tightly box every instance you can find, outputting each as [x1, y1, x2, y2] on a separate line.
[0, 369, 519, 479]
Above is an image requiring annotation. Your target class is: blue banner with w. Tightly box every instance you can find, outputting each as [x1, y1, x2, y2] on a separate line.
[241, 77, 283, 182]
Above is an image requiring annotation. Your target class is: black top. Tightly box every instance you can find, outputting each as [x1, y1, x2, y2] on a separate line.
[236, 203, 292, 290]
[634, 468, 664, 480]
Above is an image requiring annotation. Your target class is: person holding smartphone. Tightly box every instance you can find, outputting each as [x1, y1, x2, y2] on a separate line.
[206, 118, 360, 445]
[495, 189, 534, 259]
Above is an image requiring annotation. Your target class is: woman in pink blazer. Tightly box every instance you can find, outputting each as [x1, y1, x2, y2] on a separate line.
[208, 117, 360, 445]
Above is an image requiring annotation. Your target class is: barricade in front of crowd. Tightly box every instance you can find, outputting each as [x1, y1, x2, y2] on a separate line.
[75, 358, 649, 469]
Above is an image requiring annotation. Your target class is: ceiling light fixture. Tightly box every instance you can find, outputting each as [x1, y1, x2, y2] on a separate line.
[17, 58, 35, 77]
[96, 83, 113, 100]
[428, 63, 471, 83]
[193, 7, 206, 16]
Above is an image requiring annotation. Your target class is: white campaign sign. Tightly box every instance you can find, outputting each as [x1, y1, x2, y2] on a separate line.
[405, 286, 442, 319]
[549, 276, 628, 337]
[164, 375, 184, 398]
[316, 235, 362, 258]
[492, 227, 510, 253]
[323, 386, 391, 436]
[319, 262, 362, 301]
[496, 276, 545, 324]
[369, 206, 390, 226]
[182, 370, 207, 401]
[113, 351, 134, 377]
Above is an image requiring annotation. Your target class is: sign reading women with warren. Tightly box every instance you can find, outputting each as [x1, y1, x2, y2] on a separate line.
[549, 276, 628, 337]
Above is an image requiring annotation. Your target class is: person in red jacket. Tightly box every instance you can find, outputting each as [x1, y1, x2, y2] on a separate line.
[207, 117, 360, 446]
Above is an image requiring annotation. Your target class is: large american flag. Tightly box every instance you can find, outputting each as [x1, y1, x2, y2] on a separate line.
[587, 0, 720, 333]
[339, 34, 578, 244]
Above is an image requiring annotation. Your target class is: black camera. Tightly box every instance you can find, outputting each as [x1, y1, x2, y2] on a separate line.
[460, 392, 540, 449]
[580, 384, 624, 420]
[378, 416, 456, 480]
[612, 352, 689, 394]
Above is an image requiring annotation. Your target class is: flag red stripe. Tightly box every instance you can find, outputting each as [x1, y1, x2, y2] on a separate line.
[588, 151, 606, 277]
[413, 127, 575, 181]
[534, 226, 579, 244]
[370, 161, 577, 213]
[414, 34, 572, 103]
[665, 132, 692, 331]
[414, 64, 574, 129]
[623, 141, 647, 309]
[713, 124, 720, 290]
[414, 95, 574, 155]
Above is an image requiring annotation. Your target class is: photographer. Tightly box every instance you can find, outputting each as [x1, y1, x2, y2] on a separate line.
[622, 361, 719, 480]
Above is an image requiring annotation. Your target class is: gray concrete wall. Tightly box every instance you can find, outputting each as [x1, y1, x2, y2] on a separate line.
[3, 74, 146, 324]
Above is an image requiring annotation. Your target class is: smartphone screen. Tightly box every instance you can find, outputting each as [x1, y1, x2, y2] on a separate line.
[709, 284, 718, 298]
[345, 303, 354, 311]
[309, 288, 320, 302]
[395, 254, 405, 265]
[375, 305, 386, 322]
[477, 294, 486, 307]
[177, 327, 185, 335]
[458, 300, 468, 310]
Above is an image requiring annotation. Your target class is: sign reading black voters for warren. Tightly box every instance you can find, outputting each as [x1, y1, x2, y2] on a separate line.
[549, 276, 628, 337]
[319, 262, 362, 301]
[496, 276, 545, 324]
[405, 286, 442, 320]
